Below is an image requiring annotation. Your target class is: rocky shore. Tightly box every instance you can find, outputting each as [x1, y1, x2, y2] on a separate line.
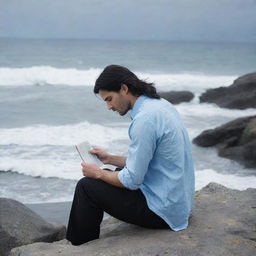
[158, 72, 256, 168]
[1, 72, 255, 256]
[193, 115, 256, 169]
[2, 183, 255, 256]
[159, 90, 194, 104]
[0, 198, 66, 256]
[199, 72, 256, 109]
[193, 71, 256, 168]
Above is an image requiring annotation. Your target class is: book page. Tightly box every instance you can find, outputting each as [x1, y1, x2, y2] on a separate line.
[75, 141, 103, 167]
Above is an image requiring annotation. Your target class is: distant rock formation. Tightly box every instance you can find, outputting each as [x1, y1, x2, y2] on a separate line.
[193, 115, 256, 168]
[10, 183, 256, 256]
[0, 198, 66, 256]
[159, 90, 194, 104]
[199, 72, 256, 109]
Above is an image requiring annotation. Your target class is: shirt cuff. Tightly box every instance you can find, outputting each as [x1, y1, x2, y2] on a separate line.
[118, 167, 139, 190]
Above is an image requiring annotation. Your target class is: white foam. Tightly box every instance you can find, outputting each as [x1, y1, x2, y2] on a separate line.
[177, 102, 256, 119]
[0, 156, 82, 180]
[137, 71, 236, 93]
[196, 169, 256, 191]
[0, 121, 129, 179]
[0, 121, 128, 147]
[1, 159, 255, 191]
[0, 66, 101, 86]
[0, 66, 236, 91]
[175, 102, 256, 139]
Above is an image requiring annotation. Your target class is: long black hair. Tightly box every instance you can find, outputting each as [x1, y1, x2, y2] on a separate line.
[94, 65, 160, 99]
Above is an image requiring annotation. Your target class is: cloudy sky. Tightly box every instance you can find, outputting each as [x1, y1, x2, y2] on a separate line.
[1, 0, 256, 42]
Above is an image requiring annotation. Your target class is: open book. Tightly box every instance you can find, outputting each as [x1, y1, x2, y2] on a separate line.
[75, 141, 103, 167]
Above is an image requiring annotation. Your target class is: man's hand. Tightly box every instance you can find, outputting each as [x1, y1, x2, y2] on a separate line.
[81, 162, 125, 188]
[90, 147, 126, 167]
[81, 162, 102, 178]
[89, 148, 110, 164]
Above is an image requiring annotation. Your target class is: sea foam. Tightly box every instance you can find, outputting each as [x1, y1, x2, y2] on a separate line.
[175, 102, 256, 138]
[0, 66, 101, 86]
[0, 121, 128, 146]
[0, 66, 236, 92]
[1, 157, 256, 191]
[0, 121, 129, 179]
[196, 169, 256, 191]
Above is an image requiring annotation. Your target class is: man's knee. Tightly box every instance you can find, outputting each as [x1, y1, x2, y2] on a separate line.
[75, 177, 104, 195]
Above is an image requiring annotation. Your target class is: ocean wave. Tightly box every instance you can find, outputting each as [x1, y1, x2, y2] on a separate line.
[0, 121, 128, 147]
[0, 66, 101, 86]
[0, 155, 120, 181]
[1, 164, 255, 191]
[137, 71, 236, 92]
[195, 169, 256, 191]
[0, 121, 129, 180]
[0, 157, 82, 180]
[176, 102, 256, 138]
[0, 66, 236, 91]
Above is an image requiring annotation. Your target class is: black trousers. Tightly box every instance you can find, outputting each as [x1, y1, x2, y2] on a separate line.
[66, 177, 169, 245]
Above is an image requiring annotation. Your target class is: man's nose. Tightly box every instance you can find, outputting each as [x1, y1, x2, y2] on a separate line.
[107, 102, 113, 110]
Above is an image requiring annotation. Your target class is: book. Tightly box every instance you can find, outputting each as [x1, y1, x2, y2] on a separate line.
[75, 141, 103, 167]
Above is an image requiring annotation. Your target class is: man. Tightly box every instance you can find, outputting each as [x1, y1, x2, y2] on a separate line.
[66, 65, 195, 245]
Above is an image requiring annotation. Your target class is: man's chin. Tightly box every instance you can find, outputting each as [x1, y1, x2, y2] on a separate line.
[118, 110, 127, 116]
[115, 108, 129, 116]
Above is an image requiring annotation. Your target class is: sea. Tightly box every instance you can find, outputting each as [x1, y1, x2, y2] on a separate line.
[0, 38, 256, 204]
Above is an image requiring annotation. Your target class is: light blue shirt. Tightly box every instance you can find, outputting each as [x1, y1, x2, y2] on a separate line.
[118, 95, 195, 231]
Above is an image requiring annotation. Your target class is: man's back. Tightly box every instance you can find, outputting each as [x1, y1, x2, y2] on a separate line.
[119, 96, 195, 231]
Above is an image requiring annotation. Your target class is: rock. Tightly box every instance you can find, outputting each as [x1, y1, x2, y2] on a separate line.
[0, 198, 66, 256]
[10, 183, 256, 256]
[159, 90, 194, 104]
[193, 115, 256, 168]
[199, 72, 256, 109]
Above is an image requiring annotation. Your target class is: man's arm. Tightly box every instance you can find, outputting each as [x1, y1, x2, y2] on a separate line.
[117, 117, 157, 190]
[107, 154, 126, 168]
[81, 162, 125, 188]
[90, 148, 126, 168]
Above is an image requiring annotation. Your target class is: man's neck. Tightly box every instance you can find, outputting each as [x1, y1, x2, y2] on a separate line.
[130, 95, 139, 109]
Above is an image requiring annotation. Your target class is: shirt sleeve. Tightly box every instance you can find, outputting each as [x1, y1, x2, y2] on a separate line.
[118, 116, 158, 190]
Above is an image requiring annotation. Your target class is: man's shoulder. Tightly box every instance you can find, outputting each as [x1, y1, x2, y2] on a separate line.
[132, 101, 167, 127]
[143, 97, 173, 107]
[141, 98, 173, 116]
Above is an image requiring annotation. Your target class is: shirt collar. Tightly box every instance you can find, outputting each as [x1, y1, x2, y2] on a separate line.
[130, 95, 147, 120]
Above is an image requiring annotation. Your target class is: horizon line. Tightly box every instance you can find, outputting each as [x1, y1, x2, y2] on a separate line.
[0, 36, 255, 44]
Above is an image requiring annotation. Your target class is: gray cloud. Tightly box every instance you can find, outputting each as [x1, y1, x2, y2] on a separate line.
[0, 0, 255, 41]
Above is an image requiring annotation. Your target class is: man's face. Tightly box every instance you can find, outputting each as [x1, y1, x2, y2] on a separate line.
[99, 87, 131, 116]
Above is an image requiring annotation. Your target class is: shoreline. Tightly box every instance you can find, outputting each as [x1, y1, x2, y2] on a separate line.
[26, 201, 109, 226]
[26, 201, 72, 226]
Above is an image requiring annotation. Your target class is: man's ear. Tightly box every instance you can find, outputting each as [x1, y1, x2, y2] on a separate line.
[121, 84, 129, 94]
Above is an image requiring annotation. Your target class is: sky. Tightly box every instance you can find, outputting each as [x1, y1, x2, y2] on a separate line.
[0, 0, 256, 42]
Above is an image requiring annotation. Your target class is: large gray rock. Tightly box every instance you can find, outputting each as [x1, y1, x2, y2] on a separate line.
[159, 90, 194, 104]
[10, 183, 256, 256]
[0, 198, 66, 256]
[193, 115, 256, 168]
[199, 72, 256, 109]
